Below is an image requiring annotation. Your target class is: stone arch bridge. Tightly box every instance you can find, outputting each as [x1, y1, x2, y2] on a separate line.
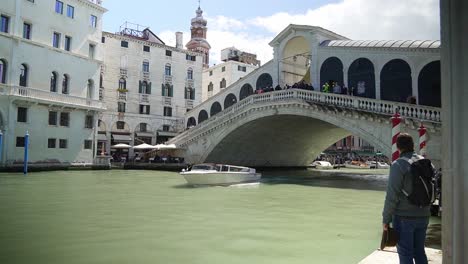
[169, 89, 441, 167]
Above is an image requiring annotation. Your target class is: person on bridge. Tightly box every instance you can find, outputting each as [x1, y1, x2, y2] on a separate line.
[382, 133, 431, 264]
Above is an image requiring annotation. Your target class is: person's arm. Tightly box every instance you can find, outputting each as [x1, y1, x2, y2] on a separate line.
[382, 162, 404, 224]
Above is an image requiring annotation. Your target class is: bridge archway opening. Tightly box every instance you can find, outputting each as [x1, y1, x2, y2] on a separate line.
[256, 73, 273, 90]
[198, 110, 209, 124]
[224, 93, 237, 109]
[348, 58, 376, 98]
[210, 102, 222, 116]
[239, 84, 253, 100]
[204, 114, 386, 167]
[187, 117, 196, 128]
[381, 59, 412, 103]
[281, 36, 311, 85]
[418, 61, 441, 107]
[320, 57, 344, 90]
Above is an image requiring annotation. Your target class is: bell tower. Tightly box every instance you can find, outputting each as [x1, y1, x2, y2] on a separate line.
[186, 2, 211, 68]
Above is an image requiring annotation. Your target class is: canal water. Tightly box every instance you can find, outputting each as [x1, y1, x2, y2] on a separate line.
[0, 169, 389, 264]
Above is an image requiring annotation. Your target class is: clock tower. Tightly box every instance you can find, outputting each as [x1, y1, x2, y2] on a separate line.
[186, 4, 211, 68]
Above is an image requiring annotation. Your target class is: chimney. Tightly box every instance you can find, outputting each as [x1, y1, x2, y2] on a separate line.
[176, 32, 183, 49]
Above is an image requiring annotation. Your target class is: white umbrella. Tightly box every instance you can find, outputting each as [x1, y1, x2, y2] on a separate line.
[133, 143, 158, 150]
[156, 144, 177, 150]
[112, 143, 131, 149]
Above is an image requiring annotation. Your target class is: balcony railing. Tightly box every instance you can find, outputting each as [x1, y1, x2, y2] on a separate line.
[186, 100, 194, 109]
[164, 97, 172, 106]
[5, 84, 104, 110]
[142, 71, 150, 79]
[139, 94, 149, 103]
[164, 75, 172, 83]
[186, 79, 194, 87]
[118, 91, 127, 101]
[120, 68, 128, 76]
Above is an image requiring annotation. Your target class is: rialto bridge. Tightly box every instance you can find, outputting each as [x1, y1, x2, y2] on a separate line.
[168, 24, 442, 167]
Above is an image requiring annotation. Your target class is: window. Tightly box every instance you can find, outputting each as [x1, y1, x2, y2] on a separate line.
[142, 61, 149, 72]
[17, 107, 27, 122]
[187, 68, 193, 80]
[222, 66, 226, 72]
[85, 115, 94, 129]
[165, 64, 171, 76]
[64, 36, 71, 51]
[186, 54, 196, 61]
[90, 15, 97, 28]
[84, 140, 92, 149]
[121, 41, 128, 48]
[89, 44, 95, 59]
[165, 50, 172, 56]
[162, 83, 172, 97]
[0, 59, 7, 84]
[55, 1, 63, 14]
[116, 121, 125, 129]
[143, 45, 150, 52]
[238, 65, 246, 72]
[0, 15, 9, 33]
[16, 137, 25, 147]
[48, 138, 56, 148]
[50, 72, 58, 92]
[162, 125, 170, 132]
[101, 37, 105, 43]
[60, 112, 70, 127]
[87, 79, 94, 99]
[53, 32, 61, 48]
[48, 111, 58, 125]
[163, 107, 172, 117]
[119, 78, 126, 89]
[59, 139, 68, 149]
[19, 64, 28, 87]
[185, 87, 195, 100]
[220, 78, 226, 89]
[140, 123, 147, 132]
[23, 23, 31, 39]
[117, 102, 126, 113]
[99, 74, 103, 88]
[66, 5, 74, 18]
[208, 82, 213, 92]
[62, 74, 69, 94]
[209, 71, 213, 76]
[139, 81, 151, 94]
[139, 105, 150, 115]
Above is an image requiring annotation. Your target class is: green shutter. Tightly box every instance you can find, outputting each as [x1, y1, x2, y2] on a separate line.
[161, 83, 165, 96]
[191, 89, 195, 100]
[138, 81, 142, 94]
[169, 85, 173, 97]
[147, 82, 152, 94]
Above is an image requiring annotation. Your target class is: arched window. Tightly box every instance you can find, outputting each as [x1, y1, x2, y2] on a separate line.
[50, 72, 58, 92]
[142, 60, 149, 72]
[256, 73, 273, 90]
[62, 74, 69, 94]
[187, 68, 193, 80]
[165, 64, 171, 76]
[198, 110, 208, 124]
[220, 78, 226, 89]
[239, 84, 253, 100]
[19, 64, 28, 87]
[380, 59, 412, 103]
[139, 81, 151, 94]
[119, 78, 126, 89]
[0, 59, 7, 84]
[224, 93, 237, 109]
[162, 83, 173, 97]
[185, 87, 195, 100]
[418, 61, 441, 107]
[87, 79, 94, 99]
[320, 57, 344, 90]
[208, 82, 213, 92]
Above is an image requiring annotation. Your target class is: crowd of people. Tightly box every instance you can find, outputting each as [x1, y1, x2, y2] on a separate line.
[313, 151, 390, 166]
[254, 79, 366, 97]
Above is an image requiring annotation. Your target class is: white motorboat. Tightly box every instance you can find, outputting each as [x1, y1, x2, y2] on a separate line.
[180, 164, 261, 186]
[310, 161, 334, 170]
[377, 162, 390, 169]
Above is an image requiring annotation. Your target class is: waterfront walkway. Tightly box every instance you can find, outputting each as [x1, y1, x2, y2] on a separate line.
[359, 247, 442, 263]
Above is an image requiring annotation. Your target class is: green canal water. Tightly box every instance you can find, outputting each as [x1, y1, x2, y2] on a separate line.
[0, 169, 389, 264]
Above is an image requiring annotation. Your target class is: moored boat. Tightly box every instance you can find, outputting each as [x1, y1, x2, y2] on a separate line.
[344, 161, 370, 169]
[309, 161, 334, 170]
[180, 164, 261, 186]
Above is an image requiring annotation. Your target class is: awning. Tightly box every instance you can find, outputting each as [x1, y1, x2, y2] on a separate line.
[157, 131, 179, 137]
[136, 132, 154, 138]
[97, 133, 108, 141]
[112, 134, 132, 142]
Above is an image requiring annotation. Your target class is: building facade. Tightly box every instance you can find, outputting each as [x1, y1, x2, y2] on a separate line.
[99, 26, 203, 158]
[0, 0, 106, 165]
[202, 60, 259, 101]
[221, 47, 261, 66]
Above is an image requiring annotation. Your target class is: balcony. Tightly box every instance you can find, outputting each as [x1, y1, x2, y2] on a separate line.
[164, 97, 172, 106]
[99, 87, 104, 101]
[117, 91, 127, 101]
[164, 75, 172, 84]
[142, 71, 150, 79]
[120, 68, 128, 76]
[5, 84, 104, 110]
[186, 100, 194, 109]
[186, 79, 194, 87]
[139, 94, 149, 103]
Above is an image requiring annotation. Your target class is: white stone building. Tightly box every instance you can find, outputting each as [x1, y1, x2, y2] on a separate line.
[202, 60, 258, 101]
[99, 25, 203, 158]
[0, 0, 106, 166]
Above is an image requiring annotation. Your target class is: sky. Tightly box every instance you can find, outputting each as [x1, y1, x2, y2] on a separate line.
[102, 0, 440, 65]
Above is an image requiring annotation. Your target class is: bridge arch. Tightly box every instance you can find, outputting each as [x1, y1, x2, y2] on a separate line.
[418, 61, 441, 107]
[256, 73, 273, 90]
[348, 58, 376, 98]
[187, 117, 196, 128]
[198, 110, 209, 124]
[224, 93, 237, 109]
[239, 84, 253, 100]
[281, 36, 311, 85]
[210, 102, 222, 116]
[380, 59, 412, 103]
[320, 57, 344, 89]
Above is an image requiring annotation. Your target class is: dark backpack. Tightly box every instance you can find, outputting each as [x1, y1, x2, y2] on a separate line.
[401, 155, 436, 207]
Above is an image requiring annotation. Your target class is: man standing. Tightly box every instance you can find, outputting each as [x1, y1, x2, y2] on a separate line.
[382, 133, 431, 264]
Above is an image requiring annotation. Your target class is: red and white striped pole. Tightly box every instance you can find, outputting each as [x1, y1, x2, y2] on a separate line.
[418, 123, 427, 157]
[391, 111, 402, 162]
